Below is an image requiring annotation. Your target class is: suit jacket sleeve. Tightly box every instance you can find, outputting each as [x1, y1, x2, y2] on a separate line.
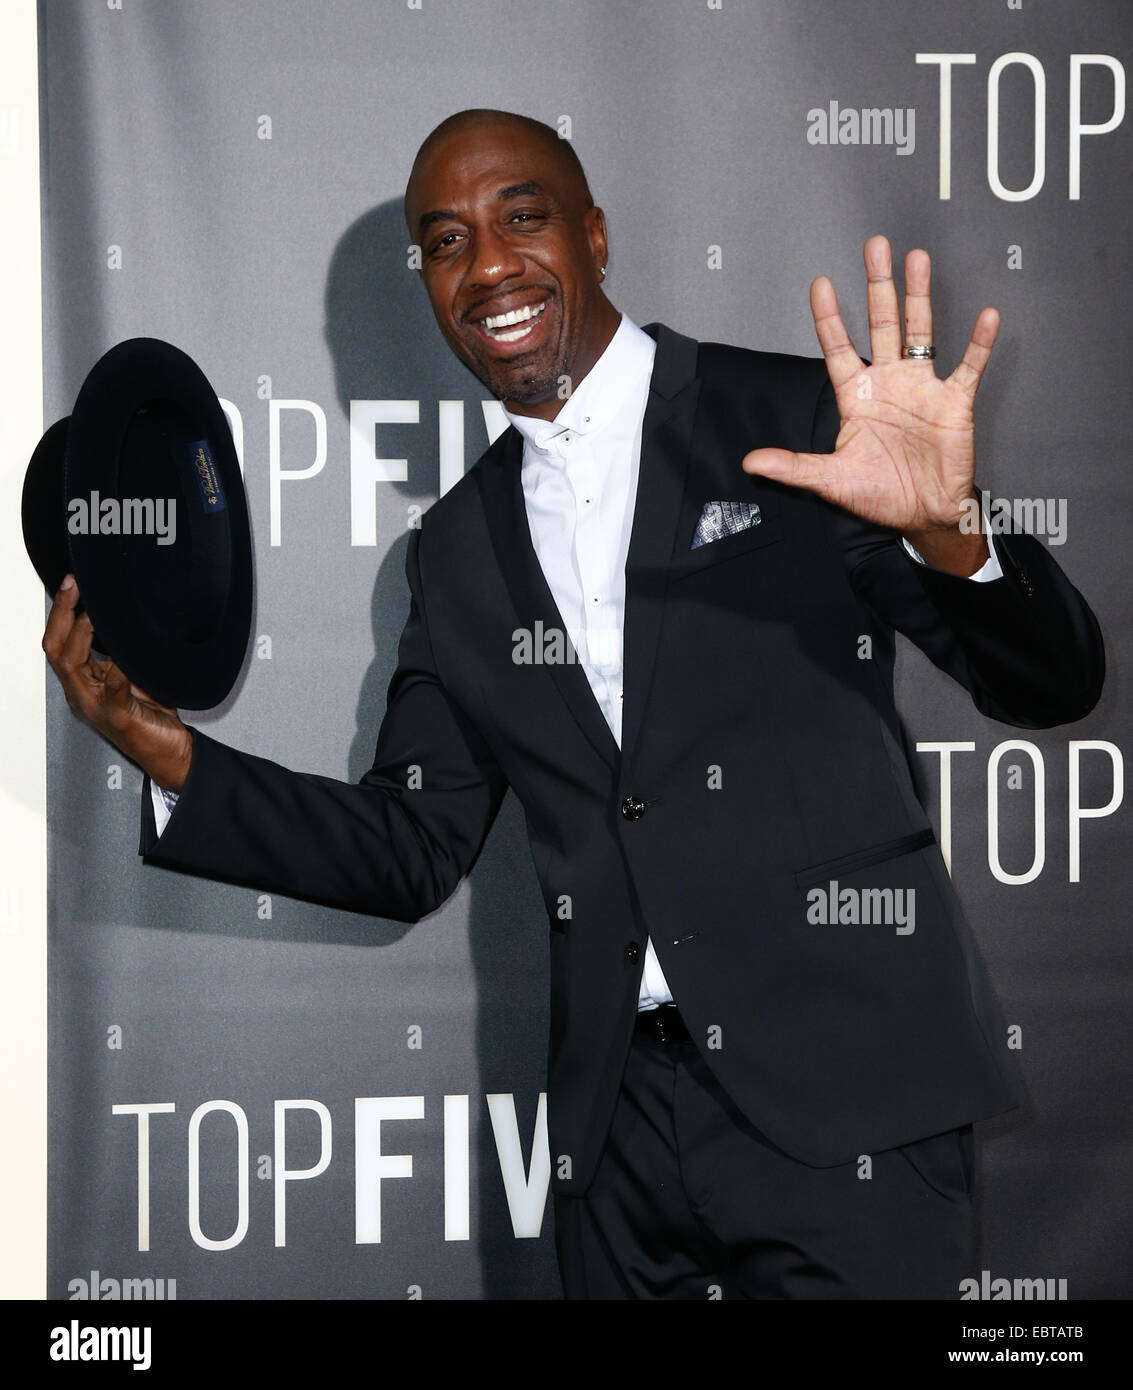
[810, 377, 1105, 727]
[139, 528, 509, 922]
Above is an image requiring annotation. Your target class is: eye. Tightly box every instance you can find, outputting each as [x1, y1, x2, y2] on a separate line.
[428, 231, 464, 257]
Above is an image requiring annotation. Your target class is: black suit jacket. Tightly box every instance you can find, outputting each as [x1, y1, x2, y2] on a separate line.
[141, 323, 1105, 1193]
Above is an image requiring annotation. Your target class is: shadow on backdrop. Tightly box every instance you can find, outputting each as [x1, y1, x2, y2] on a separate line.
[325, 198, 560, 1300]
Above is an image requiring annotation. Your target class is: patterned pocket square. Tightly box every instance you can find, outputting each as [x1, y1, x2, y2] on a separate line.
[690, 500, 762, 550]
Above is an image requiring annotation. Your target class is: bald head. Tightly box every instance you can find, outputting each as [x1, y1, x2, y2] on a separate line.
[405, 109, 593, 230]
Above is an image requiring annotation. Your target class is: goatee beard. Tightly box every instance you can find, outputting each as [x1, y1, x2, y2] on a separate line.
[479, 348, 569, 408]
[498, 367, 560, 404]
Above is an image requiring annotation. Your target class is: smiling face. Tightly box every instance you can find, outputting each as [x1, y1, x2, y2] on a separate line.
[405, 113, 620, 418]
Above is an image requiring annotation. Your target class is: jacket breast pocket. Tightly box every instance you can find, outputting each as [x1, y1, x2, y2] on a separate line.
[793, 827, 937, 891]
[668, 513, 785, 580]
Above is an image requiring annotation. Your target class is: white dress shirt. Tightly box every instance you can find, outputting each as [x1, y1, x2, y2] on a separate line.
[504, 314, 675, 1009]
[151, 312, 1002, 1016]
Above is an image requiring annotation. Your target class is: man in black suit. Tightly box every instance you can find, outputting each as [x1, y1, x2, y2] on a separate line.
[44, 109, 1104, 1299]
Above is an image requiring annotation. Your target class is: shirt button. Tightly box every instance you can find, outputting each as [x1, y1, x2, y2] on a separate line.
[624, 942, 640, 964]
[591, 594, 601, 605]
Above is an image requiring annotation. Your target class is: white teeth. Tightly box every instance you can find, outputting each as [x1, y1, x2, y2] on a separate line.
[482, 301, 546, 332]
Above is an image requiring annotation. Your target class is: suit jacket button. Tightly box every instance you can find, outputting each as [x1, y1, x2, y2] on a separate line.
[621, 795, 646, 821]
[624, 941, 640, 963]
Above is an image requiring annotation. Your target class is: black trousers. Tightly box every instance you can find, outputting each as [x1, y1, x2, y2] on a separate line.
[554, 1030, 975, 1300]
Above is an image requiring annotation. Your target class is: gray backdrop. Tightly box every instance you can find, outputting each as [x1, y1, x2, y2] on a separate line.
[41, 0, 1131, 1299]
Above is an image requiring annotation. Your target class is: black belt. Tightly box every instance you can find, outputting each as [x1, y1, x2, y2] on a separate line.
[635, 1003, 692, 1045]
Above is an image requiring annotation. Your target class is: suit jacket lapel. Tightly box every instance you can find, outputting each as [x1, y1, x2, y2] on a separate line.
[620, 322, 701, 779]
[477, 424, 621, 771]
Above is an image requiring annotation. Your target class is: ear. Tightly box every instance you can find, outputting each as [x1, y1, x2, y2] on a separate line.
[585, 205, 610, 274]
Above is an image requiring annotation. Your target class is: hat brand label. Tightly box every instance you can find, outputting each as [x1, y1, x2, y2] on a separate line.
[67, 491, 177, 547]
[188, 439, 226, 515]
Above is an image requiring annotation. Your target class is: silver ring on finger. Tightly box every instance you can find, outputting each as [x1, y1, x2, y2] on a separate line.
[903, 344, 937, 360]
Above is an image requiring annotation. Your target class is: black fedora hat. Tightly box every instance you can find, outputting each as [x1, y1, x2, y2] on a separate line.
[22, 415, 75, 601]
[22, 338, 253, 710]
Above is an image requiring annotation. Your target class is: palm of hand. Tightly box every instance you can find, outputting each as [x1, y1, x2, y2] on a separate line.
[743, 236, 998, 542]
[826, 360, 977, 533]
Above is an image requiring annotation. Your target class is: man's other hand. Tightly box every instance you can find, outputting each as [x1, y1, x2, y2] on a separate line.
[741, 235, 994, 576]
[42, 575, 194, 792]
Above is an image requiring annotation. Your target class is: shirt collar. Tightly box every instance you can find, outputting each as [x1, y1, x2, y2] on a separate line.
[503, 313, 656, 455]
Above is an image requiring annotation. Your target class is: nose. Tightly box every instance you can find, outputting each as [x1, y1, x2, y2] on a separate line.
[466, 225, 525, 290]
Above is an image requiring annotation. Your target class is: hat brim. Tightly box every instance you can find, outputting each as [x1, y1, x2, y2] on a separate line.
[22, 416, 74, 598]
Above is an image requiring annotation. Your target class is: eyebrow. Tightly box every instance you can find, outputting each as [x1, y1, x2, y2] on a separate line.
[417, 181, 547, 233]
[497, 180, 544, 200]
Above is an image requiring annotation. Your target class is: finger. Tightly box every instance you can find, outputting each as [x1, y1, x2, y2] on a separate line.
[56, 611, 98, 692]
[903, 247, 934, 351]
[864, 234, 903, 364]
[809, 276, 863, 390]
[948, 306, 1000, 398]
[742, 446, 836, 499]
[42, 574, 80, 667]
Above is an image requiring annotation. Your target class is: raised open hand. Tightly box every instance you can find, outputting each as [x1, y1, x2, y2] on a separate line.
[742, 235, 996, 571]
